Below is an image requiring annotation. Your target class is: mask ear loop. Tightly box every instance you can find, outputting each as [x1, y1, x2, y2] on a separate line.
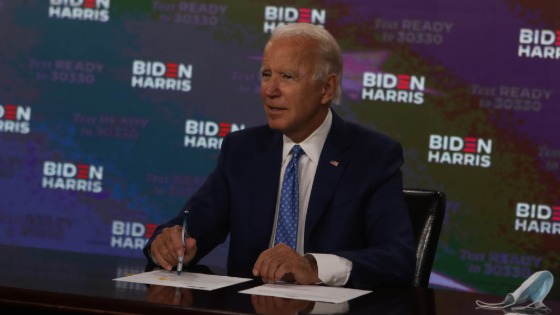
[475, 295, 516, 310]
[511, 300, 552, 313]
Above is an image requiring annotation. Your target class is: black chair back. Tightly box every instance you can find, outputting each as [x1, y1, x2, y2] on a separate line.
[403, 188, 446, 288]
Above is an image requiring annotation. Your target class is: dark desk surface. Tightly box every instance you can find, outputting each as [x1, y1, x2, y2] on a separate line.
[0, 245, 557, 315]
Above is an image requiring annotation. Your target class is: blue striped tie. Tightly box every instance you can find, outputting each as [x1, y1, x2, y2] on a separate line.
[275, 145, 304, 250]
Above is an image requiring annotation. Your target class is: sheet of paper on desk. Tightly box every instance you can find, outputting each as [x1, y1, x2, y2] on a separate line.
[113, 269, 252, 291]
[239, 283, 371, 304]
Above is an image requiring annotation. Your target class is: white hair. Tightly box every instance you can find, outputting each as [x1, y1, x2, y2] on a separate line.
[270, 23, 343, 104]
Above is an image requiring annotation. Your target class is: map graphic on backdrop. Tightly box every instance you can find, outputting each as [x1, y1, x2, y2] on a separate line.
[0, 0, 559, 298]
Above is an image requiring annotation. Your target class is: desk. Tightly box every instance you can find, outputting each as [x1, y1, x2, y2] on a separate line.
[0, 245, 556, 314]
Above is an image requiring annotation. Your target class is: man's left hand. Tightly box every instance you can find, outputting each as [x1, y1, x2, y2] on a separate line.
[252, 243, 320, 285]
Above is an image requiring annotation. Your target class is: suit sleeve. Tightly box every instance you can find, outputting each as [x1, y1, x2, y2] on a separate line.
[336, 140, 416, 289]
[143, 135, 233, 265]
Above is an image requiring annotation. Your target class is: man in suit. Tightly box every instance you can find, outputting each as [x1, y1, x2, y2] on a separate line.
[144, 23, 416, 289]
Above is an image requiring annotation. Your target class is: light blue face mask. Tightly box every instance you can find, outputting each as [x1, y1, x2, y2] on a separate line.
[476, 270, 554, 313]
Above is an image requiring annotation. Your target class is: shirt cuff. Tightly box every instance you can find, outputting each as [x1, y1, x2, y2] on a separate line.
[307, 253, 352, 287]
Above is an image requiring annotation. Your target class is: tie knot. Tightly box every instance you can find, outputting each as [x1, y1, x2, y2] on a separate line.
[291, 145, 303, 161]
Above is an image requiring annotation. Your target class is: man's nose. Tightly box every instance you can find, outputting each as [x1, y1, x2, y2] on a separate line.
[263, 77, 280, 96]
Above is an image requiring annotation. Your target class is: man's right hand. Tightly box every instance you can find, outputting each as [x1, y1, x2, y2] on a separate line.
[150, 225, 197, 271]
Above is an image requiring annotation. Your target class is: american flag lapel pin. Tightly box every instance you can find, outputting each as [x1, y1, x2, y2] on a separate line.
[330, 160, 339, 167]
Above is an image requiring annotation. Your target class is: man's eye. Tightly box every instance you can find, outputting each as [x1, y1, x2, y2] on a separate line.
[282, 74, 294, 80]
[261, 72, 271, 79]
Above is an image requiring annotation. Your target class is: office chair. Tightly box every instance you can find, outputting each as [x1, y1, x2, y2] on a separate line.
[403, 188, 446, 288]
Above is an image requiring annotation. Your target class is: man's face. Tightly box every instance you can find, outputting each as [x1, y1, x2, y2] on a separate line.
[260, 36, 333, 143]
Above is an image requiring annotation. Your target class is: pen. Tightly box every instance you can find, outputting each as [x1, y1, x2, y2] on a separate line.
[177, 209, 188, 276]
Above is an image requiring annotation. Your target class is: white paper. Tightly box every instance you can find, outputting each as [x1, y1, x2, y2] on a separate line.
[239, 283, 371, 304]
[113, 269, 252, 291]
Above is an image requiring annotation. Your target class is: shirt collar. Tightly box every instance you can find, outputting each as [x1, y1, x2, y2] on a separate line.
[282, 109, 332, 164]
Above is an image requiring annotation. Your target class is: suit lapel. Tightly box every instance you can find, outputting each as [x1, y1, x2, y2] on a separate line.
[250, 131, 283, 247]
[304, 111, 351, 242]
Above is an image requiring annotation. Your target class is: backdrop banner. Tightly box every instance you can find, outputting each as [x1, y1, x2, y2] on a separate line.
[0, 0, 558, 298]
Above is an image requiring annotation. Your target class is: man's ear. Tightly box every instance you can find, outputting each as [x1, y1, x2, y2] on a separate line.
[321, 73, 338, 104]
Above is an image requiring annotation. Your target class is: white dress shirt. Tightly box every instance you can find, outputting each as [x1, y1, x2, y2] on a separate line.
[269, 109, 352, 286]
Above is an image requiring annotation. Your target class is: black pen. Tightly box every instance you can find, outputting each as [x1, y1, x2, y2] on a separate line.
[177, 209, 188, 276]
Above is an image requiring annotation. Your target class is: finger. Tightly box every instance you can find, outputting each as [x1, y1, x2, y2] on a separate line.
[264, 249, 290, 283]
[279, 271, 296, 283]
[183, 237, 197, 262]
[254, 245, 293, 282]
[152, 241, 174, 270]
[266, 258, 282, 283]
[252, 249, 267, 277]
[272, 259, 296, 283]
[253, 247, 273, 278]
[169, 226, 184, 257]
[153, 227, 183, 270]
[254, 251, 277, 283]
[260, 250, 283, 283]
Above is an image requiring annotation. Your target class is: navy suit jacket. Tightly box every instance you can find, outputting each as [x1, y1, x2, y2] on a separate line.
[144, 110, 416, 289]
